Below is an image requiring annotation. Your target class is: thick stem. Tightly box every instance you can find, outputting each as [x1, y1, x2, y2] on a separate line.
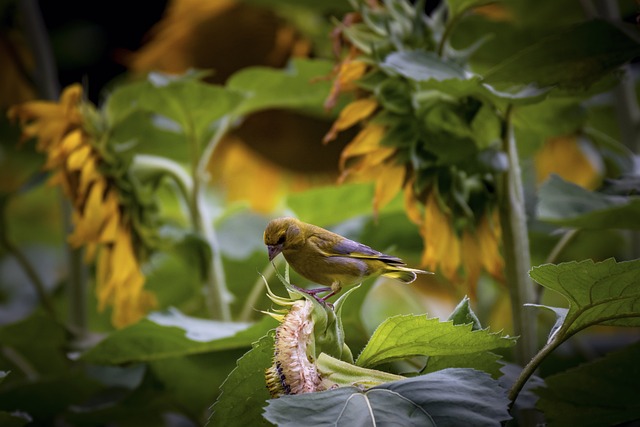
[498, 106, 537, 366]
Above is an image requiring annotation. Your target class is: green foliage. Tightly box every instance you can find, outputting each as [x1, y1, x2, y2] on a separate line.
[529, 258, 640, 336]
[2, 0, 640, 425]
[537, 175, 640, 230]
[484, 20, 640, 89]
[209, 334, 275, 427]
[535, 341, 640, 427]
[264, 368, 511, 426]
[81, 310, 277, 364]
[356, 314, 516, 368]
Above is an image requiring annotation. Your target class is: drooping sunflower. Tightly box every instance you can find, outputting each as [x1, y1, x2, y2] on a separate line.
[324, 0, 506, 292]
[125, 0, 351, 213]
[9, 84, 157, 327]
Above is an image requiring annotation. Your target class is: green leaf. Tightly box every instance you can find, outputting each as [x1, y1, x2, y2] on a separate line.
[286, 182, 379, 227]
[356, 315, 516, 368]
[536, 341, 640, 427]
[537, 175, 640, 230]
[529, 258, 640, 339]
[484, 20, 640, 89]
[143, 73, 243, 143]
[227, 58, 335, 116]
[423, 351, 504, 379]
[382, 51, 466, 81]
[150, 350, 244, 419]
[447, 296, 482, 330]
[81, 311, 277, 364]
[0, 314, 68, 375]
[209, 334, 274, 427]
[264, 368, 511, 427]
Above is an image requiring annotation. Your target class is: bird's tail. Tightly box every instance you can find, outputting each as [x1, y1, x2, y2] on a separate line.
[383, 266, 432, 284]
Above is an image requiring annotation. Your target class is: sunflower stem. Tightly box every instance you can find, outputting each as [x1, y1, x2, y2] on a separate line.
[497, 105, 537, 366]
[239, 257, 284, 322]
[18, 0, 89, 335]
[188, 117, 232, 321]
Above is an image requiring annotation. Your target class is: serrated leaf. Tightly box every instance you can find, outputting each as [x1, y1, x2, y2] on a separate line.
[537, 175, 640, 230]
[227, 58, 334, 116]
[484, 20, 640, 89]
[81, 312, 277, 364]
[264, 368, 510, 427]
[356, 315, 516, 368]
[529, 258, 640, 338]
[209, 334, 274, 427]
[536, 341, 640, 427]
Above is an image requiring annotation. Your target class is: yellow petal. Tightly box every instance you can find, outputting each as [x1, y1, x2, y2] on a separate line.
[66, 144, 92, 172]
[403, 179, 423, 226]
[534, 135, 600, 190]
[340, 124, 386, 169]
[68, 179, 107, 246]
[323, 98, 378, 143]
[373, 162, 405, 215]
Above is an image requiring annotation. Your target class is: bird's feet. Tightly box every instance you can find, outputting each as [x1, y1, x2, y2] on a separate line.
[290, 285, 335, 309]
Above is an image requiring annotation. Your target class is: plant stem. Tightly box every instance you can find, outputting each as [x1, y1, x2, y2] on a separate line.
[0, 200, 57, 321]
[188, 118, 233, 321]
[535, 229, 580, 304]
[498, 105, 537, 366]
[507, 329, 561, 408]
[20, 0, 88, 336]
[239, 257, 285, 322]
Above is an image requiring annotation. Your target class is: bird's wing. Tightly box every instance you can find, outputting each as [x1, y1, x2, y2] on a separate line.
[309, 233, 405, 265]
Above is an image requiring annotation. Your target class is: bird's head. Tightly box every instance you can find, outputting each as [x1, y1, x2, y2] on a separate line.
[263, 217, 304, 261]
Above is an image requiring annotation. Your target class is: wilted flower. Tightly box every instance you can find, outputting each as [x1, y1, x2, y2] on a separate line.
[324, 0, 505, 292]
[9, 84, 157, 327]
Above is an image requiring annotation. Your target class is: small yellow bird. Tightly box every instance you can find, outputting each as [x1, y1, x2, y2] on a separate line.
[263, 217, 431, 300]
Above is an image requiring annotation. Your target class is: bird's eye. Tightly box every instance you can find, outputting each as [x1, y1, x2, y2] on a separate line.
[276, 235, 285, 244]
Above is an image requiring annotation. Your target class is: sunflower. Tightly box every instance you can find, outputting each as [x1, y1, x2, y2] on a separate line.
[534, 134, 602, 189]
[323, 0, 505, 292]
[125, 0, 350, 213]
[9, 84, 157, 327]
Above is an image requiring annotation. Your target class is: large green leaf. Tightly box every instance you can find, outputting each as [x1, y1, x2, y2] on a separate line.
[208, 334, 274, 427]
[484, 20, 640, 89]
[422, 297, 505, 378]
[0, 314, 68, 375]
[356, 315, 516, 368]
[264, 368, 511, 426]
[529, 258, 640, 339]
[227, 58, 335, 117]
[150, 349, 245, 420]
[537, 175, 640, 230]
[536, 341, 640, 427]
[286, 182, 379, 227]
[81, 310, 277, 364]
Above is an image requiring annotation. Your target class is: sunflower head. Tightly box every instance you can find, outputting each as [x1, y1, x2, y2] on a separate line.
[9, 84, 160, 327]
[324, 0, 506, 291]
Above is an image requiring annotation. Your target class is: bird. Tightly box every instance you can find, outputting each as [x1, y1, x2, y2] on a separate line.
[263, 217, 431, 300]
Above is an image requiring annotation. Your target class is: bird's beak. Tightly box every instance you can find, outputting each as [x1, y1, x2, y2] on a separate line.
[267, 244, 283, 261]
